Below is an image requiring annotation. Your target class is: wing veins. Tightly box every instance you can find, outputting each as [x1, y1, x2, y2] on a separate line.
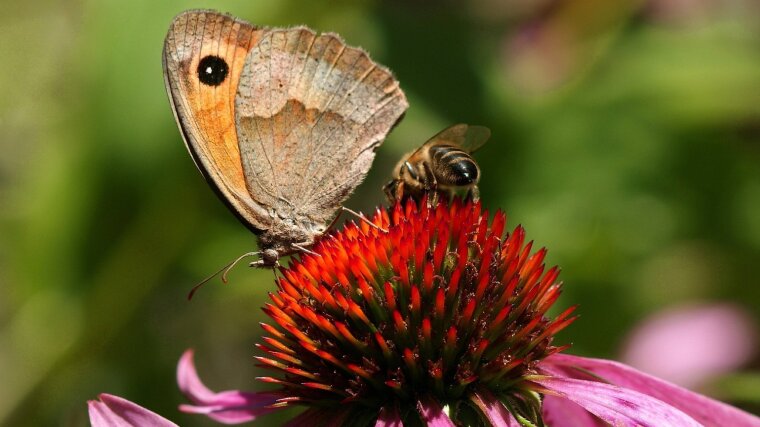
[294, 45, 368, 202]
[239, 31, 283, 204]
[269, 30, 315, 152]
[267, 32, 283, 200]
[281, 30, 304, 164]
[301, 39, 347, 179]
[301, 90, 403, 206]
[293, 62, 378, 203]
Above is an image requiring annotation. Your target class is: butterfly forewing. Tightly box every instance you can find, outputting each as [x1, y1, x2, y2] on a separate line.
[163, 10, 269, 230]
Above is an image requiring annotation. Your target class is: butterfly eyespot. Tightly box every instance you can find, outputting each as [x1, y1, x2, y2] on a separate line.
[197, 55, 229, 86]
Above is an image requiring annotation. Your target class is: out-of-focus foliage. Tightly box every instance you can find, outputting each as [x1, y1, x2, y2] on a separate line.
[1, 0, 759, 425]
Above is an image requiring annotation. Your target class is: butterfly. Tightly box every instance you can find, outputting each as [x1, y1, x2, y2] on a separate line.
[163, 10, 408, 268]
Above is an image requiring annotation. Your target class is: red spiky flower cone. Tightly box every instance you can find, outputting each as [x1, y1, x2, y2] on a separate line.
[255, 198, 575, 424]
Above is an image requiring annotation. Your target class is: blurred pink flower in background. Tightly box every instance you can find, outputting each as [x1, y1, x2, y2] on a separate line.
[644, 0, 722, 25]
[621, 303, 758, 389]
[502, 20, 578, 94]
[501, 0, 641, 94]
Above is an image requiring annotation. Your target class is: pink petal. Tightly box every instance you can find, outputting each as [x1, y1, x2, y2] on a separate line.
[376, 405, 403, 426]
[542, 395, 606, 427]
[534, 376, 702, 426]
[417, 397, 456, 426]
[469, 390, 520, 426]
[177, 349, 278, 424]
[621, 304, 757, 388]
[176, 349, 217, 401]
[544, 354, 760, 427]
[88, 394, 178, 427]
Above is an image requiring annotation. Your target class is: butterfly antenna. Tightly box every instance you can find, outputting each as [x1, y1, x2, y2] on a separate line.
[221, 251, 261, 283]
[187, 251, 260, 300]
[341, 206, 388, 233]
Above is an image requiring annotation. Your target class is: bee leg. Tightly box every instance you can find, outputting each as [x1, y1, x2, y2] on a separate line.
[421, 163, 439, 207]
[428, 190, 440, 207]
[383, 180, 401, 203]
[469, 185, 480, 202]
[396, 181, 407, 202]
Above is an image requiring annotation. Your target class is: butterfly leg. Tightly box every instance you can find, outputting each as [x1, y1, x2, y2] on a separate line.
[292, 243, 320, 257]
[325, 207, 388, 234]
[342, 207, 388, 233]
[248, 258, 280, 269]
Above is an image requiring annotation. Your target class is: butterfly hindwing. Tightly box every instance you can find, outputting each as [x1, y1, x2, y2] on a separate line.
[234, 28, 408, 224]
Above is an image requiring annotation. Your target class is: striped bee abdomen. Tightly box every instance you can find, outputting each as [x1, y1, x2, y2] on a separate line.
[429, 144, 479, 186]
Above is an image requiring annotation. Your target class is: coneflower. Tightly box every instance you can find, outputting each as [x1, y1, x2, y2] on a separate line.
[90, 199, 760, 426]
[251, 197, 574, 425]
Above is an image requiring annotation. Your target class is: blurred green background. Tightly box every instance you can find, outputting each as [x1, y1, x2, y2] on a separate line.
[2, 0, 760, 425]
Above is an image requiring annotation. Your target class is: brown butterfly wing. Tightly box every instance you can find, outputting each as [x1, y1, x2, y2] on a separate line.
[163, 10, 270, 231]
[234, 28, 409, 225]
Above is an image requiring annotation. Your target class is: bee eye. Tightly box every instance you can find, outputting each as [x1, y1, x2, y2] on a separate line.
[197, 55, 229, 86]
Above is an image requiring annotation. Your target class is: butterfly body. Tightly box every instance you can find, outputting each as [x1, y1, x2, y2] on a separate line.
[163, 10, 408, 266]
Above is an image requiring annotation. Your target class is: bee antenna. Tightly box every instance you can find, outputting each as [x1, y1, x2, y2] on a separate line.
[187, 251, 261, 300]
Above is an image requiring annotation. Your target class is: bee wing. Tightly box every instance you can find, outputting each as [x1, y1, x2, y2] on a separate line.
[424, 124, 491, 153]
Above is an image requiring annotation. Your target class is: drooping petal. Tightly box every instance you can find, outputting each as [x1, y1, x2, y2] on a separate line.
[533, 376, 702, 427]
[176, 348, 216, 401]
[470, 390, 520, 426]
[620, 304, 757, 388]
[177, 349, 278, 424]
[88, 394, 178, 427]
[543, 354, 760, 427]
[417, 397, 456, 426]
[541, 395, 606, 427]
[375, 405, 403, 426]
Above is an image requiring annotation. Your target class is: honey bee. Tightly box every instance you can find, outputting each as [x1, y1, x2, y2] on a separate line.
[384, 124, 491, 204]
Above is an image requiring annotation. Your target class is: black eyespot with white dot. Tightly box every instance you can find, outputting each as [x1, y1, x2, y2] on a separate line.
[197, 55, 229, 86]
